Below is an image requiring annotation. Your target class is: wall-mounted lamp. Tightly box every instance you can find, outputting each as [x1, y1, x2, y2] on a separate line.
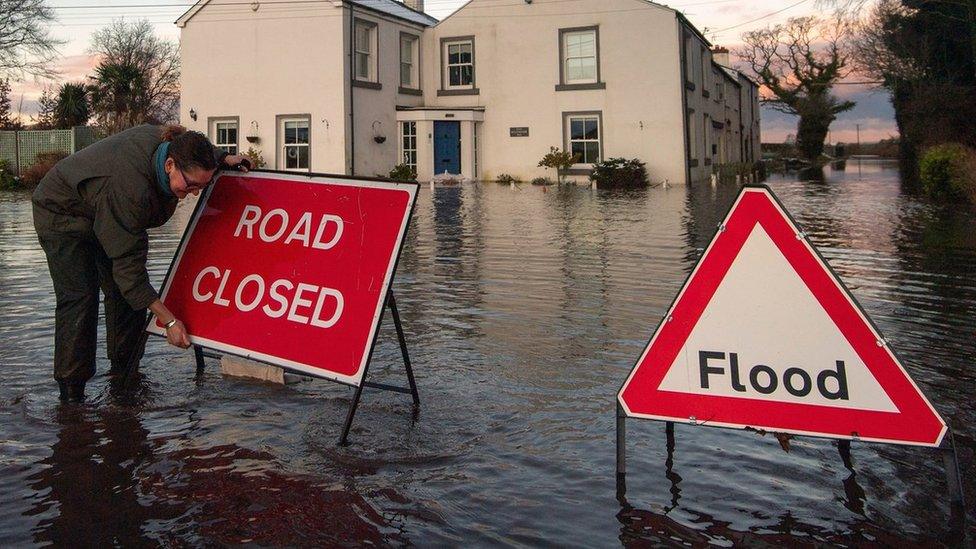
[246, 121, 259, 143]
[189, 108, 197, 121]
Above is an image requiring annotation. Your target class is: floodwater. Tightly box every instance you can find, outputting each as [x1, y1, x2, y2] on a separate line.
[1, 160, 973, 546]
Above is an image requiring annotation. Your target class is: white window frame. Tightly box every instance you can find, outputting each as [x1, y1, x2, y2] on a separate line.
[400, 33, 419, 89]
[565, 112, 602, 167]
[400, 121, 417, 171]
[561, 28, 598, 85]
[354, 19, 377, 82]
[209, 117, 238, 156]
[278, 116, 310, 172]
[444, 39, 474, 89]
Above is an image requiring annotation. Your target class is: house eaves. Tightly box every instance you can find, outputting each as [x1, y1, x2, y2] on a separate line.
[177, 0, 438, 28]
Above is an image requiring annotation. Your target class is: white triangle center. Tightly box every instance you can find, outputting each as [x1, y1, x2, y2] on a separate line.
[658, 224, 898, 412]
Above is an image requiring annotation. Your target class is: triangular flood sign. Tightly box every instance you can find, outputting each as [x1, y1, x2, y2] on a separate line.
[617, 186, 946, 447]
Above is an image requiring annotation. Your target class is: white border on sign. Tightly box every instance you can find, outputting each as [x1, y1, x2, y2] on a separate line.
[616, 186, 947, 448]
[146, 171, 419, 388]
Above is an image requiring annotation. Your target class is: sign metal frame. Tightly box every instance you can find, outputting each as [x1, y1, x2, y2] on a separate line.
[123, 169, 421, 445]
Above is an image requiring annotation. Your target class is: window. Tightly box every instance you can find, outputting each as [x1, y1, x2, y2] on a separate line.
[400, 121, 417, 171]
[562, 28, 597, 84]
[400, 34, 419, 88]
[688, 111, 697, 160]
[279, 117, 310, 171]
[445, 39, 473, 88]
[703, 114, 710, 162]
[354, 19, 377, 82]
[210, 118, 238, 155]
[701, 46, 709, 97]
[566, 113, 601, 165]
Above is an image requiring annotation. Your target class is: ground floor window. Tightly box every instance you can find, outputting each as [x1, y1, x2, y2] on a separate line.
[210, 118, 238, 155]
[566, 113, 601, 164]
[280, 117, 310, 171]
[400, 121, 417, 171]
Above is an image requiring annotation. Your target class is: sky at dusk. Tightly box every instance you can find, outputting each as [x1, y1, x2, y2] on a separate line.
[8, 0, 896, 144]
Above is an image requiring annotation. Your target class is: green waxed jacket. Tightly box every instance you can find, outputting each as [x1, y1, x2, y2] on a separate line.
[32, 125, 178, 310]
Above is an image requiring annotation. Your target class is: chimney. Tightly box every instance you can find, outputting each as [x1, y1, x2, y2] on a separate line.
[712, 46, 731, 68]
[403, 0, 424, 12]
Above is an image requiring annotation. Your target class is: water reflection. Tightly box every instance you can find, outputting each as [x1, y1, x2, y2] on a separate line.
[27, 405, 178, 546]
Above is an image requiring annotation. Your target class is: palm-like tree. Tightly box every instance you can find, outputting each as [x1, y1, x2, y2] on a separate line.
[53, 83, 90, 129]
[88, 61, 146, 134]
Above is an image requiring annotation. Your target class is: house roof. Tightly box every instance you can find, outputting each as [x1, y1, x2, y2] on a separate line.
[349, 0, 438, 26]
[177, 0, 438, 28]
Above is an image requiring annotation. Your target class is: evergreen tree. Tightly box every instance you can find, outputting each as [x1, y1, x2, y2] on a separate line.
[0, 78, 14, 130]
[32, 85, 57, 129]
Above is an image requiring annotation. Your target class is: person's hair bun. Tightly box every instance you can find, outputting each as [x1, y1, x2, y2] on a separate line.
[161, 124, 187, 142]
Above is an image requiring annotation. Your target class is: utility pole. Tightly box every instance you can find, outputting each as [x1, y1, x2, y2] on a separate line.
[856, 124, 861, 154]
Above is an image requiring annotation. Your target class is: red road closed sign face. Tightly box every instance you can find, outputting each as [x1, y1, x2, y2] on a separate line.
[618, 186, 947, 447]
[147, 172, 418, 386]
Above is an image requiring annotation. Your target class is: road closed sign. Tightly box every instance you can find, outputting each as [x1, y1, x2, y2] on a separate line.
[147, 171, 418, 386]
[618, 186, 946, 447]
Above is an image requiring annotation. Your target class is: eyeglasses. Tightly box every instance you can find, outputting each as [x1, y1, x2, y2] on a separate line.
[179, 167, 217, 191]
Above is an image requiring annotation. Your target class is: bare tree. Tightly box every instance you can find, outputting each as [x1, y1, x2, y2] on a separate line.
[0, 0, 63, 80]
[738, 15, 856, 161]
[88, 19, 179, 133]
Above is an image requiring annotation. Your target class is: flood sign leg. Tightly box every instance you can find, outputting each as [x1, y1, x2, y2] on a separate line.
[616, 402, 626, 499]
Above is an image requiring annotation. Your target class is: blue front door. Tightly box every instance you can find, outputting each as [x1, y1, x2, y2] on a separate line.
[434, 121, 461, 175]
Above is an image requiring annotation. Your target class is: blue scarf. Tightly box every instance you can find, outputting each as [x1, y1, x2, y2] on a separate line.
[153, 141, 176, 198]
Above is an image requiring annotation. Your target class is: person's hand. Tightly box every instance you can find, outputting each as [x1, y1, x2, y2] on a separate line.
[165, 319, 191, 349]
[222, 154, 252, 172]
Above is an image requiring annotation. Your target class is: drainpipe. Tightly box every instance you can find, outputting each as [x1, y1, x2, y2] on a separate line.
[348, 2, 356, 175]
[677, 16, 691, 185]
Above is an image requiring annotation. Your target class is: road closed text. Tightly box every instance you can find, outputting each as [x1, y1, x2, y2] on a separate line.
[189, 205, 345, 329]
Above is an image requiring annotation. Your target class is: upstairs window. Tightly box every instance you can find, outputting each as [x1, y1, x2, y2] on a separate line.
[445, 39, 474, 88]
[354, 19, 377, 82]
[400, 34, 419, 88]
[562, 28, 598, 84]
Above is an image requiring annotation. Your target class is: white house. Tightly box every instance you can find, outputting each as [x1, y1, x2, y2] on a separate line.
[177, 0, 760, 184]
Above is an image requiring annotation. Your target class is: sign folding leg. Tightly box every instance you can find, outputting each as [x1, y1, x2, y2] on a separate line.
[339, 291, 420, 446]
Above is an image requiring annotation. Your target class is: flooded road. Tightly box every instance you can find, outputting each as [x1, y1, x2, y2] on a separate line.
[1, 160, 974, 546]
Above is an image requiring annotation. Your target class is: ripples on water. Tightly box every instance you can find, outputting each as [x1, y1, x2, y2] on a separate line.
[0, 160, 973, 545]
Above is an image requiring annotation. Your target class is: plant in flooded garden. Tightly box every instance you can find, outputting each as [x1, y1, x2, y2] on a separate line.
[20, 151, 67, 189]
[496, 173, 521, 184]
[537, 146, 579, 184]
[389, 163, 417, 182]
[590, 158, 648, 187]
[919, 143, 976, 201]
[243, 147, 267, 169]
[531, 177, 554, 186]
[0, 159, 18, 190]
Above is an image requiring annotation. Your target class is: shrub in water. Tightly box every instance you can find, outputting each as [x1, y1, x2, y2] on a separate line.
[531, 177, 554, 186]
[0, 159, 17, 191]
[590, 157, 648, 187]
[537, 146, 579, 184]
[919, 143, 967, 197]
[496, 173, 521, 184]
[389, 163, 417, 182]
[20, 151, 68, 189]
[243, 147, 267, 169]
